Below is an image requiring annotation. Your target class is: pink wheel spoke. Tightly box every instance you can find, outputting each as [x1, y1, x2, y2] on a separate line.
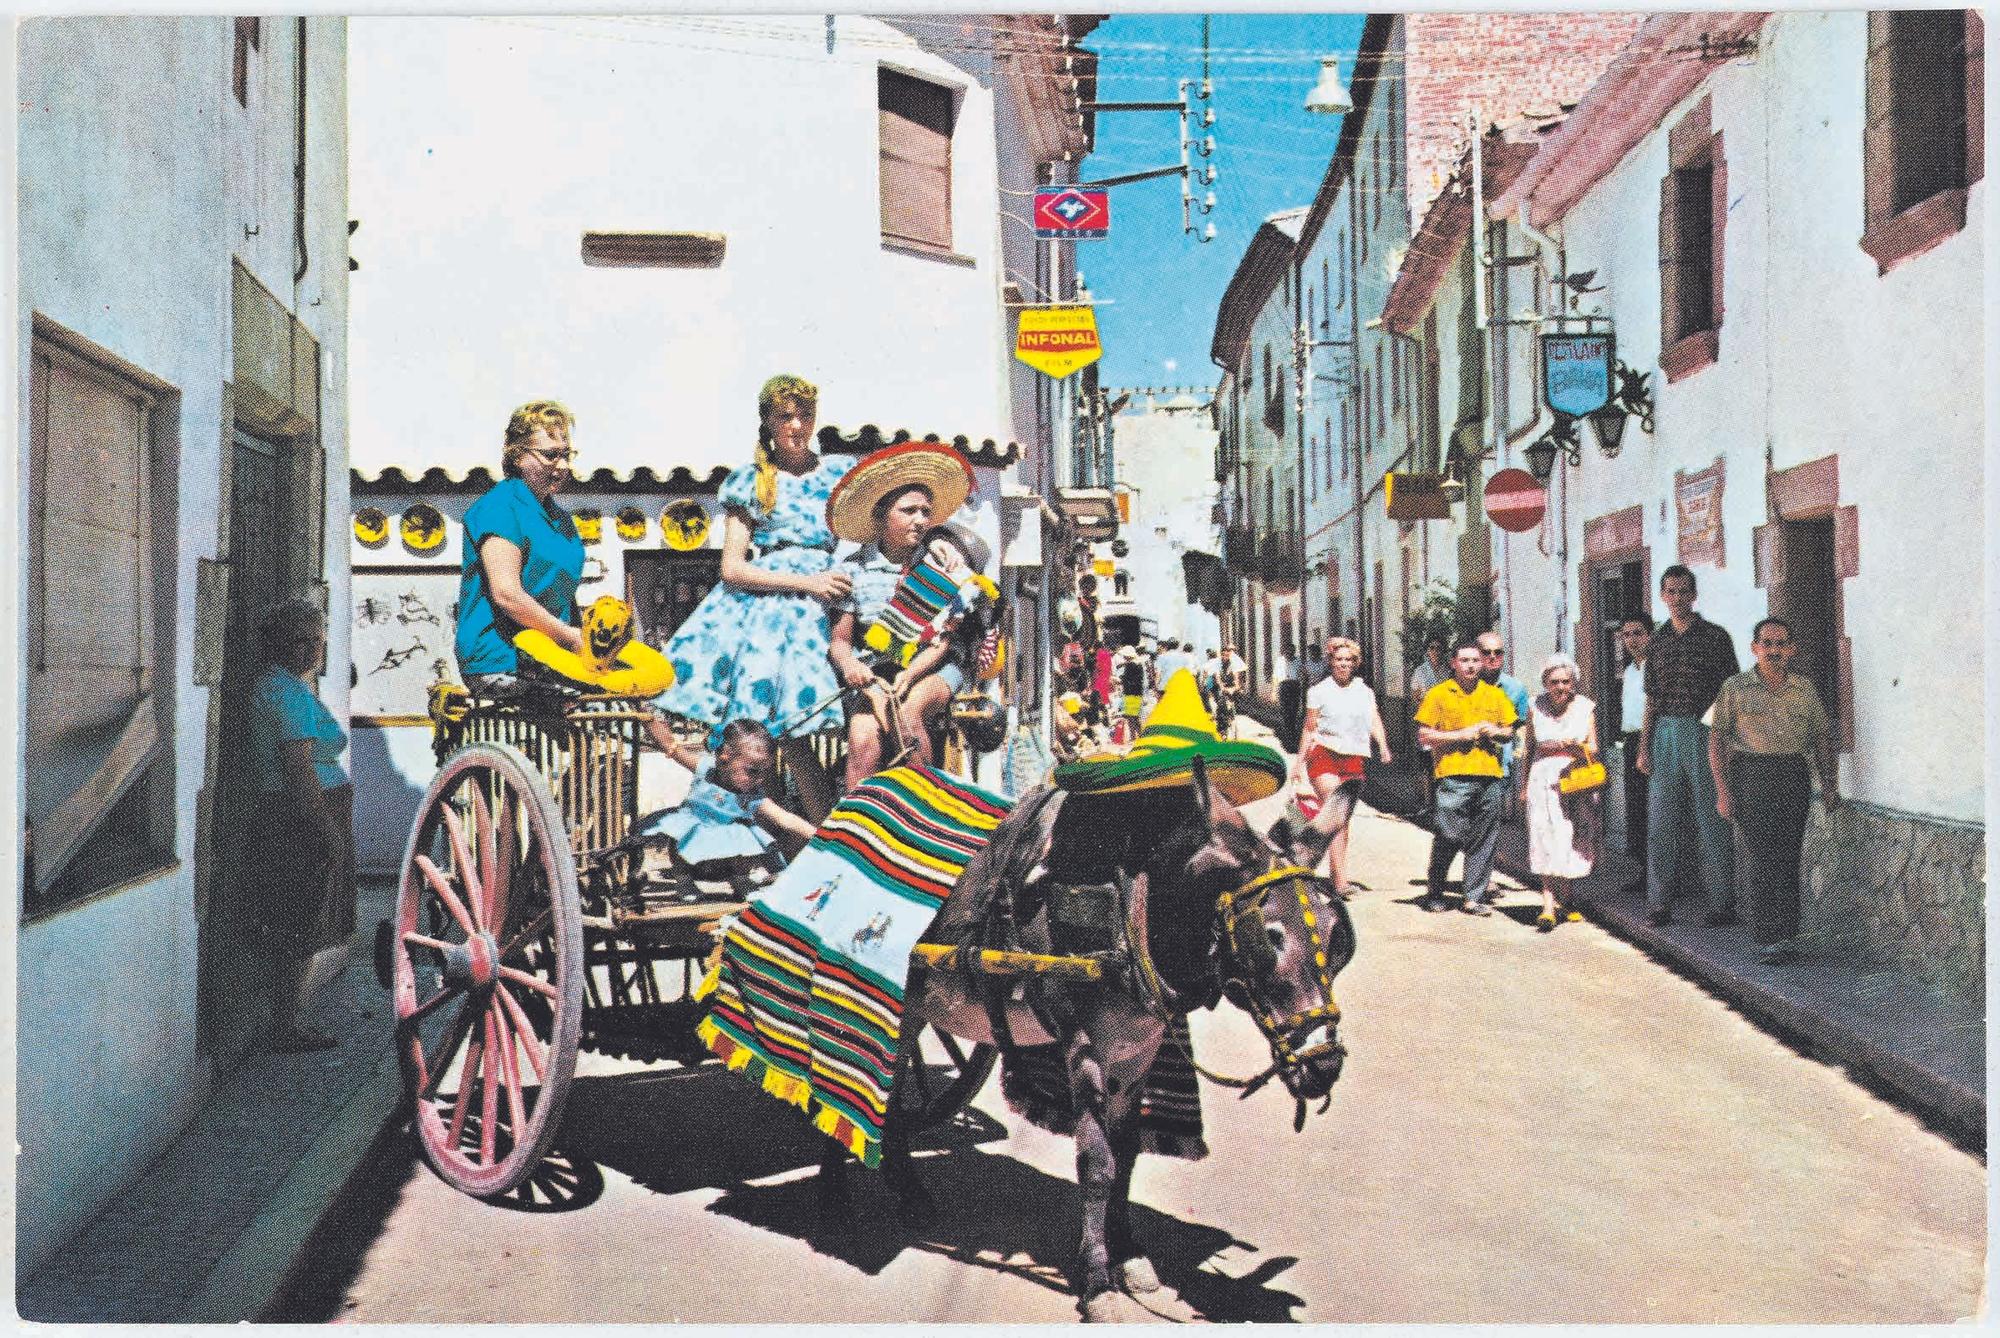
[438, 804, 485, 933]
[497, 964, 559, 999]
[447, 1022, 486, 1151]
[479, 1013, 501, 1166]
[494, 998, 528, 1139]
[401, 985, 458, 1028]
[404, 931, 454, 954]
[497, 907, 551, 961]
[414, 855, 479, 939]
[489, 789, 517, 933]
[421, 999, 481, 1100]
[468, 782, 497, 929]
[494, 984, 547, 1082]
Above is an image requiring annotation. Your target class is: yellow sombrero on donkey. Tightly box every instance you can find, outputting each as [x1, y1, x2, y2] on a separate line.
[1054, 668, 1286, 806]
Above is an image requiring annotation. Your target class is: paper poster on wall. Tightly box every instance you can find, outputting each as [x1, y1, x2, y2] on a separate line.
[353, 565, 461, 720]
[1675, 459, 1726, 568]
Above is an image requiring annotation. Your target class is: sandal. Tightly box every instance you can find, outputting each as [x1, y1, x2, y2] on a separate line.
[1536, 911, 1557, 933]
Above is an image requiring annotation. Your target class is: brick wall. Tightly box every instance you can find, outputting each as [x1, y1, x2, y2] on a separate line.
[1403, 13, 1648, 220]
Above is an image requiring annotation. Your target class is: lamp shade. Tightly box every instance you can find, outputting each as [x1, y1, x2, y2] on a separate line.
[1305, 57, 1353, 115]
[1588, 402, 1629, 458]
[1524, 436, 1559, 483]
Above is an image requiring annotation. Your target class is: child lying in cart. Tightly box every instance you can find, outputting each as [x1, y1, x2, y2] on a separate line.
[635, 717, 816, 881]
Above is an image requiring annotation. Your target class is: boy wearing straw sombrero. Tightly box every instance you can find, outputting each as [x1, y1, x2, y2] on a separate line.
[824, 443, 983, 791]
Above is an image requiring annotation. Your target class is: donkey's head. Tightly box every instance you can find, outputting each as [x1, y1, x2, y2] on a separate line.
[1113, 758, 1355, 1109]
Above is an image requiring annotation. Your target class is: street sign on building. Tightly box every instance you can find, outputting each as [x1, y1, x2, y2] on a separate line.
[1015, 306, 1102, 378]
[1542, 332, 1614, 416]
[1033, 187, 1111, 239]
[1484, 468, 1547, 532]
[1384, 472, 1450, 520]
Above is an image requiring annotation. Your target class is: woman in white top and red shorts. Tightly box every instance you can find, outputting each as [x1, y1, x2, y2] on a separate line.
[1294, 637, 1392, 899]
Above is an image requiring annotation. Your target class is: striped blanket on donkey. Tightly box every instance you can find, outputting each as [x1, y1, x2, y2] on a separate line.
[696, 765, 1010, 1167]
[696, 764, 1210, 1166]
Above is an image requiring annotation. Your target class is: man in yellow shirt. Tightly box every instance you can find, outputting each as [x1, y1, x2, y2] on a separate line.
[1413, 639, 1521, 915]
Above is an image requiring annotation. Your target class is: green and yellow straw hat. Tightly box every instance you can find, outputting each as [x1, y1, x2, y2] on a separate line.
[1053, 669, 1286, 805]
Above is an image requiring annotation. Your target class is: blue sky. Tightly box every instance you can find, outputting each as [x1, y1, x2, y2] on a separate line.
[1078, 13, 1367, 390]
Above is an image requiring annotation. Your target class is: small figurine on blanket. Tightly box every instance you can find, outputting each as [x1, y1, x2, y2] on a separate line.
[634, 717, 816, 881]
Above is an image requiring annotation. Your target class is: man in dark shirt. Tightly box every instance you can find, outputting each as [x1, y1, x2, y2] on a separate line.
[1638, 564, 1739, 926]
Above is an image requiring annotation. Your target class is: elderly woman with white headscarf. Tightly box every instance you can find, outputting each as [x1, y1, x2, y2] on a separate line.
[1519, 651, 1601, 931]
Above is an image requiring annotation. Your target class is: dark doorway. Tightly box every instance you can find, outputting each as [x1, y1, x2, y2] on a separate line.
[1592, 559, 1645, 734]
[624, 549, 722, 651]
[1771, 518, 1839, 727]
[200, 429, 286, 1058]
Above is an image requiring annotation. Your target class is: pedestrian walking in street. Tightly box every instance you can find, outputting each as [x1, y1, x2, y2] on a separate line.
[825, 445, 982, 789]
[1413, 639, 1521, 915]
[454, 399, 588, 695]
[1637, 565, 1739, 927]
[1408, 635, 1449, 815]
[1275, 643, 1305, 749]
[1114, 642, 1147, 743]
[1295, 637, 1392, 899]
[1707, 617, 1840, 964]
[1301, 640, 1329, 689]
[1215, 642, 1247, 737]
[1617, 612, 1654, 892]
[245, 596, 354, 1053]
[1520, 653, 1601, 931]
[1197, 646, 1222, 716]
[1476, 630, 1531, 820]
[652, 374, 855, 820]
[1156, 637, 1195, 685]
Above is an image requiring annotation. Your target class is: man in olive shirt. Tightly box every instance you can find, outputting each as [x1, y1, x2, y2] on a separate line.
[1414, 639, 1521, 916]
[1638, 565, 1739, 926]
[1708, 617, 1839, 964]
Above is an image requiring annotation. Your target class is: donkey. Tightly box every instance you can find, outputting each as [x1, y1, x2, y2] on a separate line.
[846, 758, 1354, 1319]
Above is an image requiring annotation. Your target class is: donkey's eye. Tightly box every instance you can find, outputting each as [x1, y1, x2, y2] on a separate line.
[1266, 925, 1286, 952]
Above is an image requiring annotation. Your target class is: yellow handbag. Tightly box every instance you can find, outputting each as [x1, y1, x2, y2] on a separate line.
[1558, 747, 1609, 796]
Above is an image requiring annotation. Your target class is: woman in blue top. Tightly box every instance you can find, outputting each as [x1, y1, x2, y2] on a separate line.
[650, 374, 853, 820]
[246, 596, 353, 1053]
[454, 400, 588, 695]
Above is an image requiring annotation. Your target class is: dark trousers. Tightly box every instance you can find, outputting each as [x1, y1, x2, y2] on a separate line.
[1621, 731, 1648, 865]
[1277, 680, 1304, 747]
[1732, 753, 1811, 945]
[1428, 775, 1503, 905]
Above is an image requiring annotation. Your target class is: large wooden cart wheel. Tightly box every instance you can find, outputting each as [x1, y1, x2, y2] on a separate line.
[391, 742, 583, 1197]
[893, 1021, 997, 1133]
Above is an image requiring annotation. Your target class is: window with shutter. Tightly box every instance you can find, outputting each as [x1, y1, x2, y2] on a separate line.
[879, 67, 956, 254]
[1862, 9, 1980, 273]
[1658, 100, 1724, 382]
[26, 330, 176, 912]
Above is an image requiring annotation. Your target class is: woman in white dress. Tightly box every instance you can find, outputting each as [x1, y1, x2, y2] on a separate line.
[1294, 637, 1392, 898]
[1519, 652, 1601, 931]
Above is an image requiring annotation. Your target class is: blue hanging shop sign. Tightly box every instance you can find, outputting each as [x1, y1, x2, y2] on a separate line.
[1541, 332, 1614, 418]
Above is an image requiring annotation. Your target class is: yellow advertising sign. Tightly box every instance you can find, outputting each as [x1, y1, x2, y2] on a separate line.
[1015, 306, 1103, 378]
[1092, 558, 1116, 578]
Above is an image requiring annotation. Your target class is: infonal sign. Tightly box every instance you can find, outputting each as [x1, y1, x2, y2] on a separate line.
[1541, 332, 1614, 418]
[1485, 468, 1547, 533]
[1015, 306, 1103, 378]
[1033, 187, 1111, 239]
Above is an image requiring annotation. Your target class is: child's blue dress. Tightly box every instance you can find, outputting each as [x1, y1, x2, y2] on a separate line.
[634, 756, 772, 865]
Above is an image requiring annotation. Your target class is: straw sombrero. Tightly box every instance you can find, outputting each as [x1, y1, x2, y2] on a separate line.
[826, 443, 976, 544]
[1053, 669, 1286, 806]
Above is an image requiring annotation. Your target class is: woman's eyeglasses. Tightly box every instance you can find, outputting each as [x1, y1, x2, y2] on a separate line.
[529, 446, 576, 464]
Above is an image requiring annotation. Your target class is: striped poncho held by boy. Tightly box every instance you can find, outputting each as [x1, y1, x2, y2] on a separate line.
[695, 764, 1011, 1167]
[861, 548, 996, 668]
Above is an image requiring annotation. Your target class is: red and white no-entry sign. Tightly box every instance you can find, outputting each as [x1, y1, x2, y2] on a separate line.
[1484, 468, 1547, 532]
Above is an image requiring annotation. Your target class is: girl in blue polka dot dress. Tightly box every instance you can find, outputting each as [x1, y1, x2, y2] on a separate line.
[650, 375, 854, 818]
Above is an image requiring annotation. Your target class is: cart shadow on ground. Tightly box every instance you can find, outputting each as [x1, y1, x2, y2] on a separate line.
[271, 1060, 1308, 1322]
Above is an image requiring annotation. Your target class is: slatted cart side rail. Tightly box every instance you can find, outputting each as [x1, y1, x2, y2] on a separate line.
[460, 699, 648, 853]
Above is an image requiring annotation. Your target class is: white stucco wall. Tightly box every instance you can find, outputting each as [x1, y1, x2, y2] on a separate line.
[1526, 10, 1982, 821]
[15, 17, 350, 1272]
[1108, 400, 1222, 653]
[347, 16, 1012, 483]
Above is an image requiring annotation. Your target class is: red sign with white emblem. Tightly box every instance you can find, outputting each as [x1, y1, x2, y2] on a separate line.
[1484, 468, 1547, 533]
[1033, 188, 1111, 239]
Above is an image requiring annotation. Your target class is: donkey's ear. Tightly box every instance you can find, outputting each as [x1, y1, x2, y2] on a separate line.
[1189, 754, 1214, 820]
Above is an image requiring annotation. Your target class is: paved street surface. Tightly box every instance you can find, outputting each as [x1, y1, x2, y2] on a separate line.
[276, 785, 1984, 1325]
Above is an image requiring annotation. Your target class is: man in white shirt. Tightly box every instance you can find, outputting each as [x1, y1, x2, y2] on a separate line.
[1407, 636, 1448, 814]
[1618, 612, 1654, 893]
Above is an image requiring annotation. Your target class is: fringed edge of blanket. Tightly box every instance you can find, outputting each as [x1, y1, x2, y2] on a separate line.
[996, 1057, 1211, 1161]
[695, 1005, 885, 1170]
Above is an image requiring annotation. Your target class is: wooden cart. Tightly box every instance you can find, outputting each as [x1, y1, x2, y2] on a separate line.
[380, 692, 995, 1198]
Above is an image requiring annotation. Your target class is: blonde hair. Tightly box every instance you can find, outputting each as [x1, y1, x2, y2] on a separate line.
[752, 374, 818, 515]
[1325, 636, 1361, 659]
[501, 399, 576, 476]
